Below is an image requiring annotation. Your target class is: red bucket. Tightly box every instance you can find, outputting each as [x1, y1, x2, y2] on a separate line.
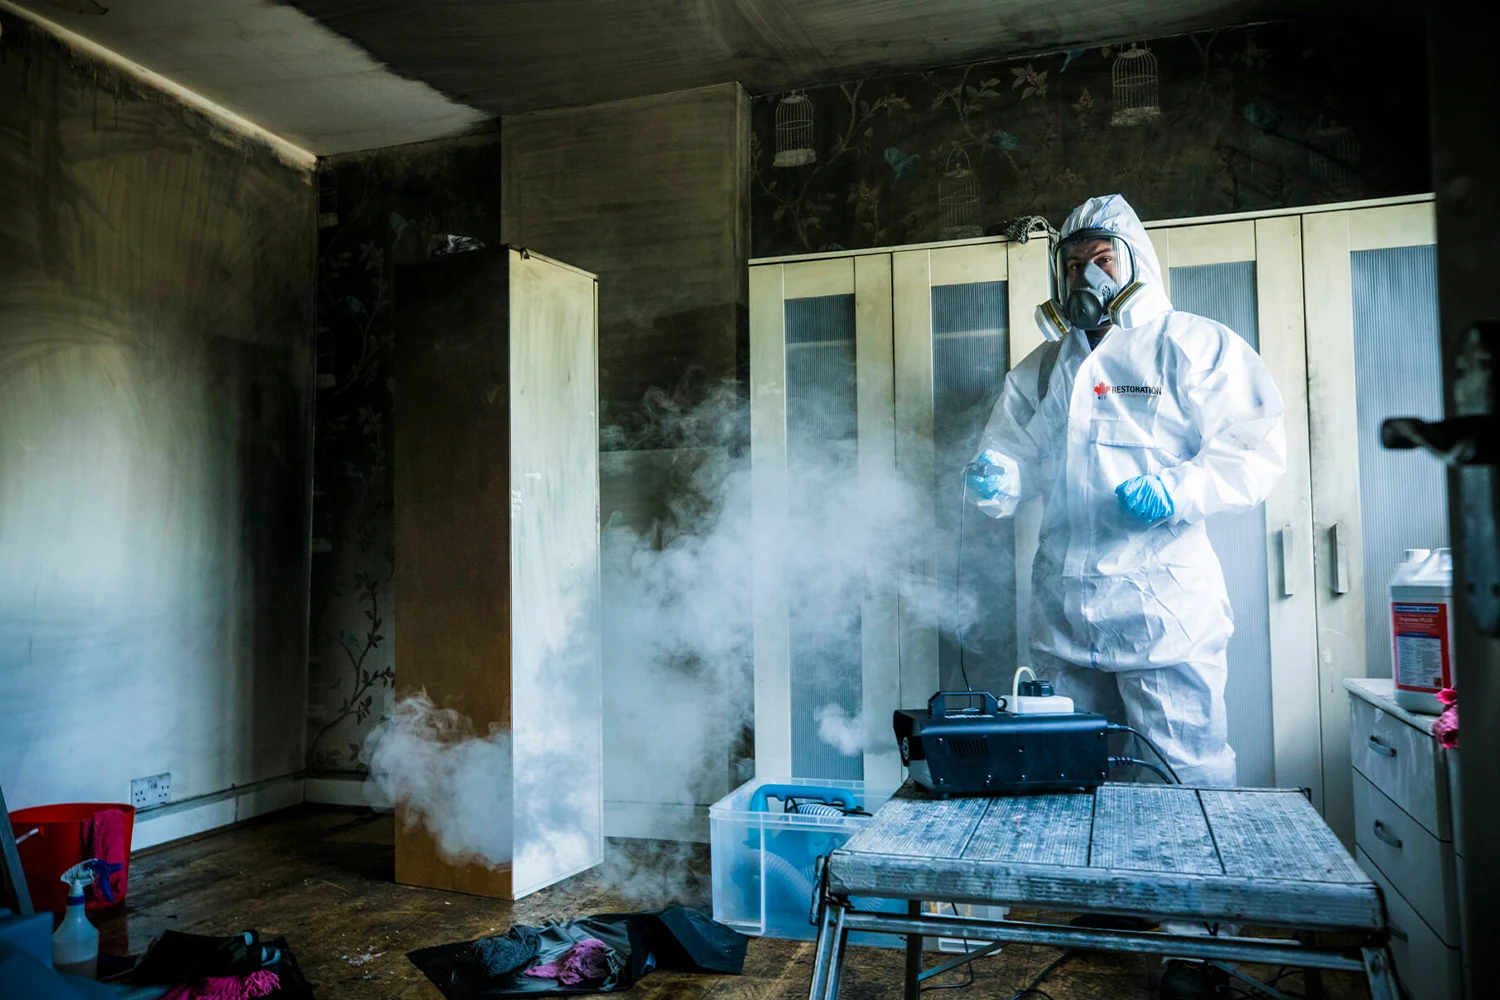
[8, 803, 135, 919]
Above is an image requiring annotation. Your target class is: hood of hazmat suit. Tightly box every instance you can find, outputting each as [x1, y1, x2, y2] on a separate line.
[971, 192, 1286, 675]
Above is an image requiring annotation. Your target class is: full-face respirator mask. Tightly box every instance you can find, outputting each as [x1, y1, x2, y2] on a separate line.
[1050, 229, 1138, 332]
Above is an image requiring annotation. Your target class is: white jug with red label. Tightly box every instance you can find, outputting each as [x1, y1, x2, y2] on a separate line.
[1388, 547, 1456, 714]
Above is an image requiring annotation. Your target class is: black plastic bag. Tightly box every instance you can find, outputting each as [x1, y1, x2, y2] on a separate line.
[407, 906, 747, 999]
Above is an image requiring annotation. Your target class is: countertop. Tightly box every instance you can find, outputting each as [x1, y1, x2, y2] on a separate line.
[1344, 676, 1439, 731]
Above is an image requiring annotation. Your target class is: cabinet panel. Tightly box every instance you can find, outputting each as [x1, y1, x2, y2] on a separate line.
[1306, 203, 1441, 847]
[856, 256, 902, 790]
[893, 246, 1013, 699]
[750, 256, 897, 782]
[1254, 216, 1324, 807]
[1350, 244, 1446, 680]
[785, 291, 862, 780]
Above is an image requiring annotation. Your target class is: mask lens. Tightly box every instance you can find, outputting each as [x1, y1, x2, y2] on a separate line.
[1053, 233, 1134, 329]
[1057, 234, 1131, 292]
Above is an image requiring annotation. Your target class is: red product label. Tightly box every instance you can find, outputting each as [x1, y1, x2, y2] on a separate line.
[1391, 602, 1451, 693]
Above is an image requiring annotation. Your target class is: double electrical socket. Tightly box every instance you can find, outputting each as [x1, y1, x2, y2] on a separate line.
[131, 772, 171, 809]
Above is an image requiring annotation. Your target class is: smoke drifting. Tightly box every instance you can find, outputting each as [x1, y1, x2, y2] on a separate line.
[814, 705, 865, 758]
[361, 380, 1000, 899]
[363, 692, 514, 867]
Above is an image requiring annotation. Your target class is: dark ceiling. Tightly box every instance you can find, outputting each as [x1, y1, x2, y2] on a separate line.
[6, 0, 1411, 154]
[287, 0, 1349, 117]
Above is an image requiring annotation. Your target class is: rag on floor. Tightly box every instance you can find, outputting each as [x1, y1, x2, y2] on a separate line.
[82, 807, 129, 902]
[408, 905, 748, 1000]
[116, 930, 314, 1000]
[475, 924, 541, 978]
[162, 970, 280, 1000]
[523, 938, 610, 985]
[1432, 687, 1459, 749]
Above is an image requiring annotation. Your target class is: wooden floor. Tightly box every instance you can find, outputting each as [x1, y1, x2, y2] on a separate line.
[93, 806, 1369, 999]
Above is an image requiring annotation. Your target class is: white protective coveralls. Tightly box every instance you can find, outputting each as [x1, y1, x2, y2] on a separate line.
[972, 194, 1286, 786]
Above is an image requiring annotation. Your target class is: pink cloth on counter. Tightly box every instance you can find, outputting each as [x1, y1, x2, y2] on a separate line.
[523, 938, 611, 985]
[81, 807, 129, 902]
[161, 970, 280, 1000]
[1432, 687, 1459, 749]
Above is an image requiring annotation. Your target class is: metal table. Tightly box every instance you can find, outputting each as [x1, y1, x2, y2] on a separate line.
[808, 782, 1398, 1000]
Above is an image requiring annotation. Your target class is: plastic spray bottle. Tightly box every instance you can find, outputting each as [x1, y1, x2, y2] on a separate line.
[53, 859, 107, 979]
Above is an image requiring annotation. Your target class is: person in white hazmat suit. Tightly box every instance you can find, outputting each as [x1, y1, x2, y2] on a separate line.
[966, 194, 1285, 996]
[966, 193, 1285, 786]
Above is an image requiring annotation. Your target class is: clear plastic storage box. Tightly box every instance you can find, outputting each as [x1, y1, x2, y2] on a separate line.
[710, 777, 906, 948]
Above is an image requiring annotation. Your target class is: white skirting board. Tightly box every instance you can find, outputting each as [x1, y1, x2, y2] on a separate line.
[132, 774, 306, 851]
[131, 776, 702, 854]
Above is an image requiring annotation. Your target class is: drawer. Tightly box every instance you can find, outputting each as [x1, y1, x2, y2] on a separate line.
[1353, 771, 1459, 946]
[1358, 847, 1462, 1000]
[1350, 695, 1450, 839]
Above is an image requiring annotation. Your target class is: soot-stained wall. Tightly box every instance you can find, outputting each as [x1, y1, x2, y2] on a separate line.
[0, 15, 317, 811]
[751, 21, 1430, 256]
[305, 136, 503, 773]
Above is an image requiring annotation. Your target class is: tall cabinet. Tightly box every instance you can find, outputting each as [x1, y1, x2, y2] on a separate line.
[749, 196, 1439, 846]
[394, 246, 603, 900]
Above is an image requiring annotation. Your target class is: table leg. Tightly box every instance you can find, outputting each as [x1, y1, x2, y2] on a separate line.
[1361, 946, 1400, 1000]
[823, 908, 849, 1000]
[1294, 930, 1325, 1000]
[808, 901, 839, 1000]
[903, 901, 922, 1000]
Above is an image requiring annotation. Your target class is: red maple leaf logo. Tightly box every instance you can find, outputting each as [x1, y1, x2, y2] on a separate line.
[1093, 381, 1111, 397]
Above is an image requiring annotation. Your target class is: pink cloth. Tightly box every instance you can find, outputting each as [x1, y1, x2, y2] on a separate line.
[1432, 687, 1459, 749]
[523, 938, 611, 985]
[161, 970, 280, 1000]
[81, 807, 128, 902]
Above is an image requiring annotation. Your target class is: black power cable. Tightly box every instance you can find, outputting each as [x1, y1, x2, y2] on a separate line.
[1108, 756, 1174, 784]
[1105, 724, 1182, 783]
[918, 904, 986, 994]
[1004, 949, 1077, 1000]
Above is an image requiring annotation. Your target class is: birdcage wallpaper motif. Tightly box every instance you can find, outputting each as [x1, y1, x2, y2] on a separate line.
[774, 94, 816, 167]
[1111, 45, 1161, 126]
[1309, 124, 1361, 193]
[748, 23, 1428, 258]
[939, 149, 983, 240]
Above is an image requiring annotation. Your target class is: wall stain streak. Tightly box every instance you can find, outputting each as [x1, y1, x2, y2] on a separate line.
[0, 13, 317, 809]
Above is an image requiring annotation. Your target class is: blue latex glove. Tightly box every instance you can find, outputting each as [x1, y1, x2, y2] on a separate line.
[965, 449, 1014, 501]
[1116, 474, 1174, 521]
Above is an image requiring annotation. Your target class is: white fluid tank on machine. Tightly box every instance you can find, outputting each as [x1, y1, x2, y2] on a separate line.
[1388, 547, 1456, 714]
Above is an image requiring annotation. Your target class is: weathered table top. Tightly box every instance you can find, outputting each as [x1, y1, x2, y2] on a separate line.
[829, 782, 1382, 931]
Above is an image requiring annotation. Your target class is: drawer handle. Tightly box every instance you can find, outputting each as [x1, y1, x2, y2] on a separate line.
[1373, 820, 1403, 849]
[1368, 735, 1397, 758]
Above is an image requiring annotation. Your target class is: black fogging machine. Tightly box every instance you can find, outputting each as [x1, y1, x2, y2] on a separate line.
[893, 687, 1110, 797]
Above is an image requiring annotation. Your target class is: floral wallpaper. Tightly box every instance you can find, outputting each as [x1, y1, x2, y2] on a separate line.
[305, 136, 503, 773]
[750, 21, 1429, 257]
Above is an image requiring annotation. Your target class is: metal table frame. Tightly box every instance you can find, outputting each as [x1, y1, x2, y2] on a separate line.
[805, 783, 1400, 1000]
